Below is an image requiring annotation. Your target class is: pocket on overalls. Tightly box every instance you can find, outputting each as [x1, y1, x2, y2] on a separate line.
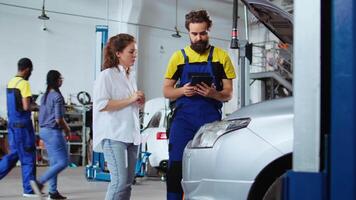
[22, 124, 36, 153]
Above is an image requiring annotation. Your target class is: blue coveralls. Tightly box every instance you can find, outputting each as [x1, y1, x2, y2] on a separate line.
[0, 78, 36, 194]
[166, 47, 222, 200]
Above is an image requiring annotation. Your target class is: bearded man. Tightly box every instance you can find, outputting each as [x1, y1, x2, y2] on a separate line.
[163, 10, 237, 200]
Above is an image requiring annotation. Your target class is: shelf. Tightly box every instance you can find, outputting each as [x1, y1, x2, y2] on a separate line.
[69, 153, 82, 156]
[34, 104, 91, 166]
[67, 123, 84, 127]
[65, 111, 83, 116]
[67, 142, 83, 145]
[65, 105, 90, 166]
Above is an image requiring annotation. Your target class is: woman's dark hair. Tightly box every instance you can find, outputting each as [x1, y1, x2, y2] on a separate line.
[185, 10, 212, 31]
[43, 70, 63, 104]
[102, 33, 135, 69]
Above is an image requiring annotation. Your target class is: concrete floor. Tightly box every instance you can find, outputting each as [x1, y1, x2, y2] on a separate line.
[0, 166, 166, 200]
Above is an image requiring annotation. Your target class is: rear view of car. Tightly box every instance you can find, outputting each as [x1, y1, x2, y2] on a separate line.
[141, 98, 169, 178]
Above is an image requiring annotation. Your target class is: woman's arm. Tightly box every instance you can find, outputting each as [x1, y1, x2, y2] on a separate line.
[94, 70, 145, 112]
[56, 118, 71, 135]
[53, 94, 71, 135]
[101, 91, 145, 112]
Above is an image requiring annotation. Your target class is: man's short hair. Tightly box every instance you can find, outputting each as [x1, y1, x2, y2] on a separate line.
[185, 10, 212, 31]
[18, 58, 33, 71]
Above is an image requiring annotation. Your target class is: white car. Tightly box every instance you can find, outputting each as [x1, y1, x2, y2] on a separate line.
[141, 98, 170, 177]
[182, 1, 294, 199]
[182, 98, 293, 199]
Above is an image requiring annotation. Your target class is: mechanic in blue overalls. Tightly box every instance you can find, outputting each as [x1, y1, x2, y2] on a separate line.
[0, 58, 37, 198]
[163, 10, 236, 200]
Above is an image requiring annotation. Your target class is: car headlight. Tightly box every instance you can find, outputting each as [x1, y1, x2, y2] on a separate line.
[190, 118, 251, 148]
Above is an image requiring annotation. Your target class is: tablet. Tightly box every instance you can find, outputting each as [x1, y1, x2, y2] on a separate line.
[190, 75, 213, 86]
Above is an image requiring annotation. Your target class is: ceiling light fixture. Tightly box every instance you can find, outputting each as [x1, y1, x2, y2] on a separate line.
[171, 0, 181, 38]
[38, 0, 50, 20]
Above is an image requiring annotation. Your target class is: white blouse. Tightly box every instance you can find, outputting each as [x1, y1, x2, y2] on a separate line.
[93, 65, 141, 152]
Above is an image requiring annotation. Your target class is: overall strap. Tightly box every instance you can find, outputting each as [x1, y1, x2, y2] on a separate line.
[179, 49, 190, 87]
[14, 77, 24, 88]
[181, 49, 189, 64]
[207, 46, 215, 62]
[7, 77, 24, 92]
[207, 46, 216, 85]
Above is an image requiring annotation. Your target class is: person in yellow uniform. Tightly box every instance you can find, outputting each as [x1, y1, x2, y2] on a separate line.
[0, 58, 38, 198]
[163, 10, 236, 200]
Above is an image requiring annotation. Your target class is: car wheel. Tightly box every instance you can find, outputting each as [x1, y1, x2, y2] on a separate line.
[247, 154, 292, 200]
[262, 173, 285, 200]
[144, 143, 158, 177]
[146, 162, 158, 177]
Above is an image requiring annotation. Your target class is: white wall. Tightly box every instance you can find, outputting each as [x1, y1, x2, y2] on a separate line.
[0, 0, 240, 118]
[0, 0, 137, 117]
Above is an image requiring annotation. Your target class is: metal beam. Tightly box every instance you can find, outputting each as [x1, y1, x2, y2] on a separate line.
[330, 0, 356, 199]
[293, 0, 321, 172]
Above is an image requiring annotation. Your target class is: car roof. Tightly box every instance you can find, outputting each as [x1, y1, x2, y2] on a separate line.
[226, 97, 293, 119]
[240, 0, 293, 44]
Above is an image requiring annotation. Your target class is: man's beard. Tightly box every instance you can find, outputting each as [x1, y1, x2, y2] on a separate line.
[190, 40, 209, 54]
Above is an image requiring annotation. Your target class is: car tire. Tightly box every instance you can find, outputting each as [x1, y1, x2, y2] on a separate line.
[262, 173, 285, 200]
[144, 143, 158, 177]
[146, 162, 158, 177]
[247, 154, 292, 200]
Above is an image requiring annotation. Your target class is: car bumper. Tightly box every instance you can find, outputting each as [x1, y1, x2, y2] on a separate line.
[147, 140, 168, 167]
[182, 128, 284, 200]
[182, 179, 253, 200]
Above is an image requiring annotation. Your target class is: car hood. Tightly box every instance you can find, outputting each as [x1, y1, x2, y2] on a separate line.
[226, 97, 294, 153]
[226, 97, 293, 120]
[240, 0, 293, 44]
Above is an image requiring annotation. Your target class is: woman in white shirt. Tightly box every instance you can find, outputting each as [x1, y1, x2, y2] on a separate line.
[93, 33, 145, 200]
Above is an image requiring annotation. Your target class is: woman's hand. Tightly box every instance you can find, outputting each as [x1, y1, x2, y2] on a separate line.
[64, 126, 71, 136]
[136, 91, 145, 106]
[57, 118, 71, 136]
[131, 91, 145, 106]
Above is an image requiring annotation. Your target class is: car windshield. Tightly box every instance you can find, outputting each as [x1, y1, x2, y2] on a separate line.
[147, 111, 162, 128]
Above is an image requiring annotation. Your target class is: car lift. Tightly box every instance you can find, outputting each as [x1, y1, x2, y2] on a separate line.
[85, 149, 151, 182]
[85, 25, 111, 182]
[280, 0, 356, 200]
[85, 152, 111, 181]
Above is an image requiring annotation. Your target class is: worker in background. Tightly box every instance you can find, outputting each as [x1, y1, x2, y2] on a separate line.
[30, 70, 70, 200]
[93, 33, 145, 200]
[0, 58, 38, 197]
[163, 10, 236, 200]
